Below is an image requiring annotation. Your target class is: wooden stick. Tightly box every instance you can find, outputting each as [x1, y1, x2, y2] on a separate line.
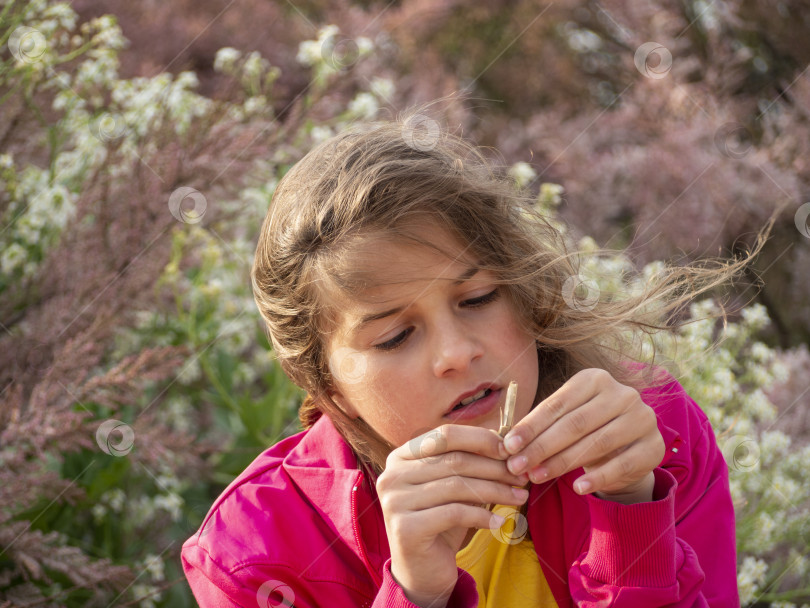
[498, 381, 518, 438]
[484, 381, 519, 515]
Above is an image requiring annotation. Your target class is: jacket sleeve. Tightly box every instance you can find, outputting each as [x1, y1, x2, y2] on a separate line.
[182, 541, 480, 608]
[567, 383, 740, 607]
[373, 558, 479, 608]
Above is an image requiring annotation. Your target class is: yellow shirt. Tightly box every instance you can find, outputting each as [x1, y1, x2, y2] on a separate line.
[455, 505, 559, 608]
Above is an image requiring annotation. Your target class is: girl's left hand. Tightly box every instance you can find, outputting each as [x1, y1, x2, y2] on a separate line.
[501, 368, 665, 502]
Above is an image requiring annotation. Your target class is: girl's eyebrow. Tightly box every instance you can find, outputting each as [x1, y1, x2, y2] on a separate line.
[349, 265, 479, 334]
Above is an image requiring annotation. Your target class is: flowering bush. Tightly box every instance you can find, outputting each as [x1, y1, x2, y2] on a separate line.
[2, 0, 808, 605]
[551, 183, 810, 605]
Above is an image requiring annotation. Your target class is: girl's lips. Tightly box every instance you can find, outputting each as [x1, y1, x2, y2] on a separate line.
[442, 388, 502, 422]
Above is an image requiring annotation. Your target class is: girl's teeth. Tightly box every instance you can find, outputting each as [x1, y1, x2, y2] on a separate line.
[458, 388, 490, 408]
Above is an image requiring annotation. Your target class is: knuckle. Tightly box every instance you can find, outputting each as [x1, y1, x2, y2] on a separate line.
[643, 405, 658, 428]
[618, 457, 635, 478]
[622, 385, 641, 406]
[379, 493, 395, 513]
[586, 367, 610, 384]
[554, 452, 570, 474]
[447, 502, 466, 521]
[442, 476, 464, 493]
[567, 410, 589, 435]
[437, 424, 453, 442]
[546, 398, 566, 422]
[443, 451, 463, 469]
[593, 430, 613, 453]
[528, 440, 548, 462]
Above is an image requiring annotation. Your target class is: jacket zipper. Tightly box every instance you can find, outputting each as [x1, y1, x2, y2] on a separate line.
[351, 471, 383, 588]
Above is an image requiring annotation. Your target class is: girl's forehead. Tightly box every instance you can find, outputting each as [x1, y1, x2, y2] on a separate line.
[331, 226, 479, 296]
[322, 228, 485, 333]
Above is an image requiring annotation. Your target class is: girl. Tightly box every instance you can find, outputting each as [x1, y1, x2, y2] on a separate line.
[182, 109, 767, 607]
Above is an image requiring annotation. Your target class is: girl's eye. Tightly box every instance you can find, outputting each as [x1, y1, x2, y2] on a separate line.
[373, 289, 499, 352]
[374, 328, 413, 351]
[462, 288, 500, 308]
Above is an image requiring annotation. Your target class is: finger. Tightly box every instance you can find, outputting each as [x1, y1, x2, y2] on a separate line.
[398, 503, 508, 542]
[574, 437, 661, 494]
[505, 393, 617, 475]
[396, 424, 508, 463]
[502, 368, 609, 455]
[392, 476, 530, 512]
[389, 450, 529, 488]
[523, 417, 639, 482]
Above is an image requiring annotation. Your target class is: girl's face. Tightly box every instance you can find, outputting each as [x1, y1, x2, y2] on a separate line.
[324, 224, 540, 450]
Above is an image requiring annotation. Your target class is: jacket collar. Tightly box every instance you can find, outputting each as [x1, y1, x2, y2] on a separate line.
[282, 414, 388, 587]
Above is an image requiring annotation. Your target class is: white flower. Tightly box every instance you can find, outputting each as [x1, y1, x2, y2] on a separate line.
[737, 556, 767, 604]
[142, 554, 165, 582]
[176, 70, 199, 90]
[310, 125, 333, 144]
[347, 92, 378, 119]
[243, 95, 266, 115]
[91, 503, 107, 521]
[154, 492, 183, 522]
[744, 388, 776, 421]
[538, 182, 564, 207]
[214, 47, 241, 74]
[356, 36, 373, 56]
[508, 162, 537, 188]
[106, 488, 126, 512]
[749, 342, 772, 363]
[752, 511, 776, 548]
[741, 303, 770, 330]
[565, 27, 603, 53]
[242, 51, 268, 82]
[1, 242, 27, 275]
[296, 40, 322, 66]
[177, 357, 202, 385]
[369, 77, 394, 101]
[760, 431, 791, 460]
[0, 153, 13, 169]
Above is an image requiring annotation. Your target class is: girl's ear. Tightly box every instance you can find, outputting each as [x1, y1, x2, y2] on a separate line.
[327, 387, 360, 419]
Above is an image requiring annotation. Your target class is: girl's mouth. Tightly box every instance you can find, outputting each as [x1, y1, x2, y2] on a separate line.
[452, 388, 493, 411]
[443, 388, 500, 422]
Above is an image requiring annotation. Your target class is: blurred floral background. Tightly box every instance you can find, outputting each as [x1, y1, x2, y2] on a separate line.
[1, 0, 809, 606]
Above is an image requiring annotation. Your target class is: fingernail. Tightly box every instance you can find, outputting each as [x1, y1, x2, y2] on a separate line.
[529, 466, 548, 483]
[512, 487, 529, 501]
[490, 513, 506, 527]
[575, 479, 592, 494]
[507, 455, 527, 475]
[497, 441, 508, 459]
[504, 434, 522, 453]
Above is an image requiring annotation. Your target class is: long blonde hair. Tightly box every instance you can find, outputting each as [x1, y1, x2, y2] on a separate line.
[251, 105, 774, 481]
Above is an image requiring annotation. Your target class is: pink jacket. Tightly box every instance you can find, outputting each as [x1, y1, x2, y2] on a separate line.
[181, 371, 739, 607]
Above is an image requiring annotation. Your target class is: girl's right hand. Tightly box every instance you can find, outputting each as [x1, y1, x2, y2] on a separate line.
[376, 424, 530, 608]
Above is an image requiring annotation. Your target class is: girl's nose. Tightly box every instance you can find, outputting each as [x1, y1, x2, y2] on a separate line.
[431, 317, 483, 377]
